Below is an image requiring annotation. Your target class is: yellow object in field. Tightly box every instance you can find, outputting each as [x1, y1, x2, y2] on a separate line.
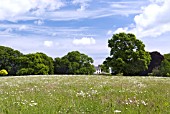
[0, 69, 8, 76]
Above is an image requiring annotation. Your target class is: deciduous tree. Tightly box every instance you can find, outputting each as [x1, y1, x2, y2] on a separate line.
[0, 46, 23, 75]
[154, 54, 170, 76]
[17, 52, 54, 75]
[105, 32, 151, 75]
[54, 51, 95, 75]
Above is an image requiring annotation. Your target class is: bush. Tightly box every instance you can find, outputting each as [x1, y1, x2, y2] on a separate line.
[150, 54, 170, 77]
[16, 68, 34, 75]
[166, 73, 170, 77]
[0, 69, 8, 76]
[150, 59, 170, 77]
[116, 73, 123, 76]
[152, 67, 161, 76]
[148, 73, 153, 76]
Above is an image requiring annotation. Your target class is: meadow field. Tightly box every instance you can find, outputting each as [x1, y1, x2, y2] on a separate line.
[0, 75, 169, 114]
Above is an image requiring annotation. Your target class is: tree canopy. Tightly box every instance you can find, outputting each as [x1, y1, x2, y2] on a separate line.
[0, 46, 96, 76]
[0, 46, 55, 75]
[152, 53, 170, 76]
[104, 32, 151, 75]
[0, 46, 23, 75]
[17, 52, 54, 75]
[54, 51, 95, 75]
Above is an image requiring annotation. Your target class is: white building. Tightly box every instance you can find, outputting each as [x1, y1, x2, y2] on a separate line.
[94, 66, 102, 74]
[109, 67, 112, 74]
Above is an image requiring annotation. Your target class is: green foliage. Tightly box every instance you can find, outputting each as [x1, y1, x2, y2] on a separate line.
[99, 64, 109, 73]
[0, 69, 8, 76]
[105, 32, 151, 75]
[54, 51, 95, 75]
[54, 57, 70, 74]
[0, 46, 97, 76]
[0, 46, 23, 75]
[16, 68, 34, 75]
[116, 73, 123, 76]
[150, 54, 170, 77]
[18, 53, 54, 75]
[161, 54, 170, 75]
[151, 67, 161, 76]
[35, 64, 49, 75]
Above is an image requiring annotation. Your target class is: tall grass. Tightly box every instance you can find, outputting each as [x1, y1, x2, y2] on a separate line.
[0, 75, 169, 114]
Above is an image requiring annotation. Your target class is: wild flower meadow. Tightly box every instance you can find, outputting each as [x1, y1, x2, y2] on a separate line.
[0, 75, 169, 113]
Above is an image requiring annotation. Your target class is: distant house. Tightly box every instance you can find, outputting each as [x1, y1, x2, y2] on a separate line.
[109, 67, 112, 74]
[94, 66, 102, 74]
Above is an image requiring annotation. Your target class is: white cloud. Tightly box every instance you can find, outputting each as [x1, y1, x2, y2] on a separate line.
[114, 0, 170, 38]
[0, 23, 91, 39]
[107, 30, 113, 35]
[4, 28, 13, 33]
[0, 31, 108, 65]
[0, 0, 65, 21]
[52, 32, 57, 36]
[18, 25, 27, 31]
[149, 0, 164, 3]
[108, 28, 131, 36]
[111, 4, 127, 8]
[0, 0, 145, 21]
[55, 42, 60, 46]
[72, 0, 91, 11]
[44, 41, 54, 47]
[114, 27, 129, 34]
[110, 1, 147, 9]
[72, 0, 91, 4]
[34, 19, 44, 25]
[72, 37, 96, 45]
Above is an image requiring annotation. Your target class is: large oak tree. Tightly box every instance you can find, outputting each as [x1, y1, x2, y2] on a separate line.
[104, 32, 151, 75]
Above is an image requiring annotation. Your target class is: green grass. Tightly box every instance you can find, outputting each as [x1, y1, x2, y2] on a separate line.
[0, 75, 170, 114]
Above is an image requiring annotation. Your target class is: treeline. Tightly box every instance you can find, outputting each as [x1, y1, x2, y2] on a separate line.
[1, 32, 170, 76]
[0, 46, 95, 76]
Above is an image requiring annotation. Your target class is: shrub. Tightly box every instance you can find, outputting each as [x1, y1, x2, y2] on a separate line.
[116, 73, 123, 76]
[166, 73, 170, 77]
[16, 68, 34, 75]
[148, 73, 153, 76]
[152, 67, 161, 76]
[0, 69, 8, 76]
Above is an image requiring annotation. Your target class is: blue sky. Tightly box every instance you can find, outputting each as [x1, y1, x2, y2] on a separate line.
[0, 0, 170, 65]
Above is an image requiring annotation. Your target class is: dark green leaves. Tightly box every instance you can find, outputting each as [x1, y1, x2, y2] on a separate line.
[0, 46, 23, 75]
[105, 32, 151, 75]
[17, 53, 54, 75]
[54, 51, 95, 75]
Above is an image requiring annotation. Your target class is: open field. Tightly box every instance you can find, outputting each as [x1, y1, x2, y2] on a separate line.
[0, 75, 170, 114]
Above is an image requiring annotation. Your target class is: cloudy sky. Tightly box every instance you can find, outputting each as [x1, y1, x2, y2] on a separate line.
[0, 0, 170, 65]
